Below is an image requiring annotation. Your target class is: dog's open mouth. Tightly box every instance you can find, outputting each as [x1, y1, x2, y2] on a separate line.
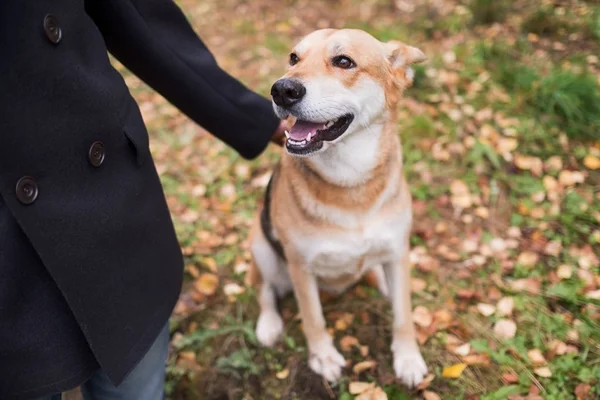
[285, 114, 354, 155]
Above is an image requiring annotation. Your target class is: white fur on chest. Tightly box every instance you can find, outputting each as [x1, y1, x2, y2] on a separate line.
[293, 208, 411, 280]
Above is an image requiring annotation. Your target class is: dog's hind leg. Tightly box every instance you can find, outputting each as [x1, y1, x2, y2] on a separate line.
[372, 264, 389, 298]
[249, 216, 290, 347]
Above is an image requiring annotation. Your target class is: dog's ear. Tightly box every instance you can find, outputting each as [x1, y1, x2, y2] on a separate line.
[384, 41, 426, 68]
[384, 41, 426, 85]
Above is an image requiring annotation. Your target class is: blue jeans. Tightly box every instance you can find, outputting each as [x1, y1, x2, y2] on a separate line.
[39, 323, 169, 400]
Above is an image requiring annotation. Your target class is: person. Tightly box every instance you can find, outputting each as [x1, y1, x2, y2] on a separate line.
[0, 0, 286, 399]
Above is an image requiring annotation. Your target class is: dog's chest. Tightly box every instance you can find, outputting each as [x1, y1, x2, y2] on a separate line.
[296, 212, 409, 278]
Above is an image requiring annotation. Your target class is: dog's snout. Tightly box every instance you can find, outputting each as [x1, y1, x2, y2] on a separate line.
[271, 79, 306, 107]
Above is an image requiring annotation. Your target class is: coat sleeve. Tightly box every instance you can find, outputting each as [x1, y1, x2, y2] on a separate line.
[84, 0, 280, 160]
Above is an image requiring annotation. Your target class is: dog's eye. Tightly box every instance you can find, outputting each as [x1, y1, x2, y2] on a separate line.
[332, 55, 356, 69]
[289, 53, 300, 66]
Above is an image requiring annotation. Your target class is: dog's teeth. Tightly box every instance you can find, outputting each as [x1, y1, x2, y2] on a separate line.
[307, 132, 313, 141]
[284, 130, 290, 138]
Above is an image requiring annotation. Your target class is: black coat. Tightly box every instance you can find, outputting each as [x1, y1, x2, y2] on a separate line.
[0, 0, 279, 398]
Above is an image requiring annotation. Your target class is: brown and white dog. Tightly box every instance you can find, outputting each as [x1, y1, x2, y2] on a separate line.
[247, 29, 427, 387]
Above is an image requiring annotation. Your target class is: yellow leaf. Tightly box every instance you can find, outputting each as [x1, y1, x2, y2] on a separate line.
[442, 363, 467, 378]
[584, 155, 600, 170]
[194, 273, 219, 296]
[335, 319, 348, 331]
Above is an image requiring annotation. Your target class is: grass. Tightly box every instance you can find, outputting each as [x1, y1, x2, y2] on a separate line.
[110, 0, 600, 398]
[468, 0, 510, 25]
[532, 70, 600, 140]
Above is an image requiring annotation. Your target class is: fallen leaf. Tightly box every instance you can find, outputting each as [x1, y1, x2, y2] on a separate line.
[413, 306, 433, 328]
[223, 282, 245, 296]
[490, 238, 507, 253]
[462, 353, 491, 365]
[416, 373, 435, 390]
[496, 137, 518, 153]
[511, 278, 541, 294]
[502, 372, 519, 384]
[360, 345, 369, 357]
[456, 288, 478, 300]
[276, 369, 289, 379]
[450, 180, 472, 209]
[442, 363, 467, 378]
[356, 386, 388, 400]
[558, 170, 585, 186]
[475, 206, 490, 219]
[234, 262, 249, 274]
[586, 289, 600, 300]
[545, 156, 563, 171]
[543, 175, 559, 192]
[454, 343, 471, 356]
[411, 278, 427, 292]
[349, 382, 374, 395]
[532, 190, 547, 203]
[557, 264, 573, 279]
[544, 240, 562, 257]
[575, 383, 592, 399]
[534, 367, 552, 378]
[583, 155, 600, 170]
[340, 336, 360, 352]
[353, 360, 376, 374]
[477, 303, 496, 317]
[517, 252, 539, 267]
[494, 319, 517, 339]
[515, 154, 543, 176]
[194, 273, 219, 296]
[462, 239, 479, 253]
[527, 349, 546, 365]
[508, 227, 522, 238]
[335, 319, 349, 331]
[423, 391, 442, 400]
[433, 309, 454, 330]
[497, 297, 515, 316]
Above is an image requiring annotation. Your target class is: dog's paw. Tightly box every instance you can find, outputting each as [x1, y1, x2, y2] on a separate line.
[256, 311, 284, 347]
[393, 346, 427, 388]
[308, 340, 346, 382]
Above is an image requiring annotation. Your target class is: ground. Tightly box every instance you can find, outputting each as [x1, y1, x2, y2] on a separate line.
[112, 0, 600, 399]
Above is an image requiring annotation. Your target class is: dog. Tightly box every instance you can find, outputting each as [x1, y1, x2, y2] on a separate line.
[246, 28, 428, 387]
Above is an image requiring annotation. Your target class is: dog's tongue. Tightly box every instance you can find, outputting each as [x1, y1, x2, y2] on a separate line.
[289, 120, 325, 140]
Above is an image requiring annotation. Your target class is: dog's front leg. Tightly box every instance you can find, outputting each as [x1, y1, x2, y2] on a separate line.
[289, 264, 346, 382]
[383, 247, 428, 387]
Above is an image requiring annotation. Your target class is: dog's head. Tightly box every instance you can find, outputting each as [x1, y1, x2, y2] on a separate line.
[271, 29, 425, 156]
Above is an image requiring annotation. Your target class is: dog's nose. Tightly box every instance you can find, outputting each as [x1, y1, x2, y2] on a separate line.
[271, 79, 306, 107]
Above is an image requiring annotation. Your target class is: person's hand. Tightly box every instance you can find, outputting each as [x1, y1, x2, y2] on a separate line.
[270, 117, 294, 147]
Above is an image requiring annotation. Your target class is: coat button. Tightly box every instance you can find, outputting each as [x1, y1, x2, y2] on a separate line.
[44, 14, 62, 44]
[88, 141, 106, 167]
[16, 177, 39, 205]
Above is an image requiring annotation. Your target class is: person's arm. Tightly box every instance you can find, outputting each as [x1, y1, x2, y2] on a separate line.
[85, 0, 281, 159]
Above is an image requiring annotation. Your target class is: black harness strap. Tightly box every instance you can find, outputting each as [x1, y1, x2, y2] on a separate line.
[260, 163, 287, 261]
